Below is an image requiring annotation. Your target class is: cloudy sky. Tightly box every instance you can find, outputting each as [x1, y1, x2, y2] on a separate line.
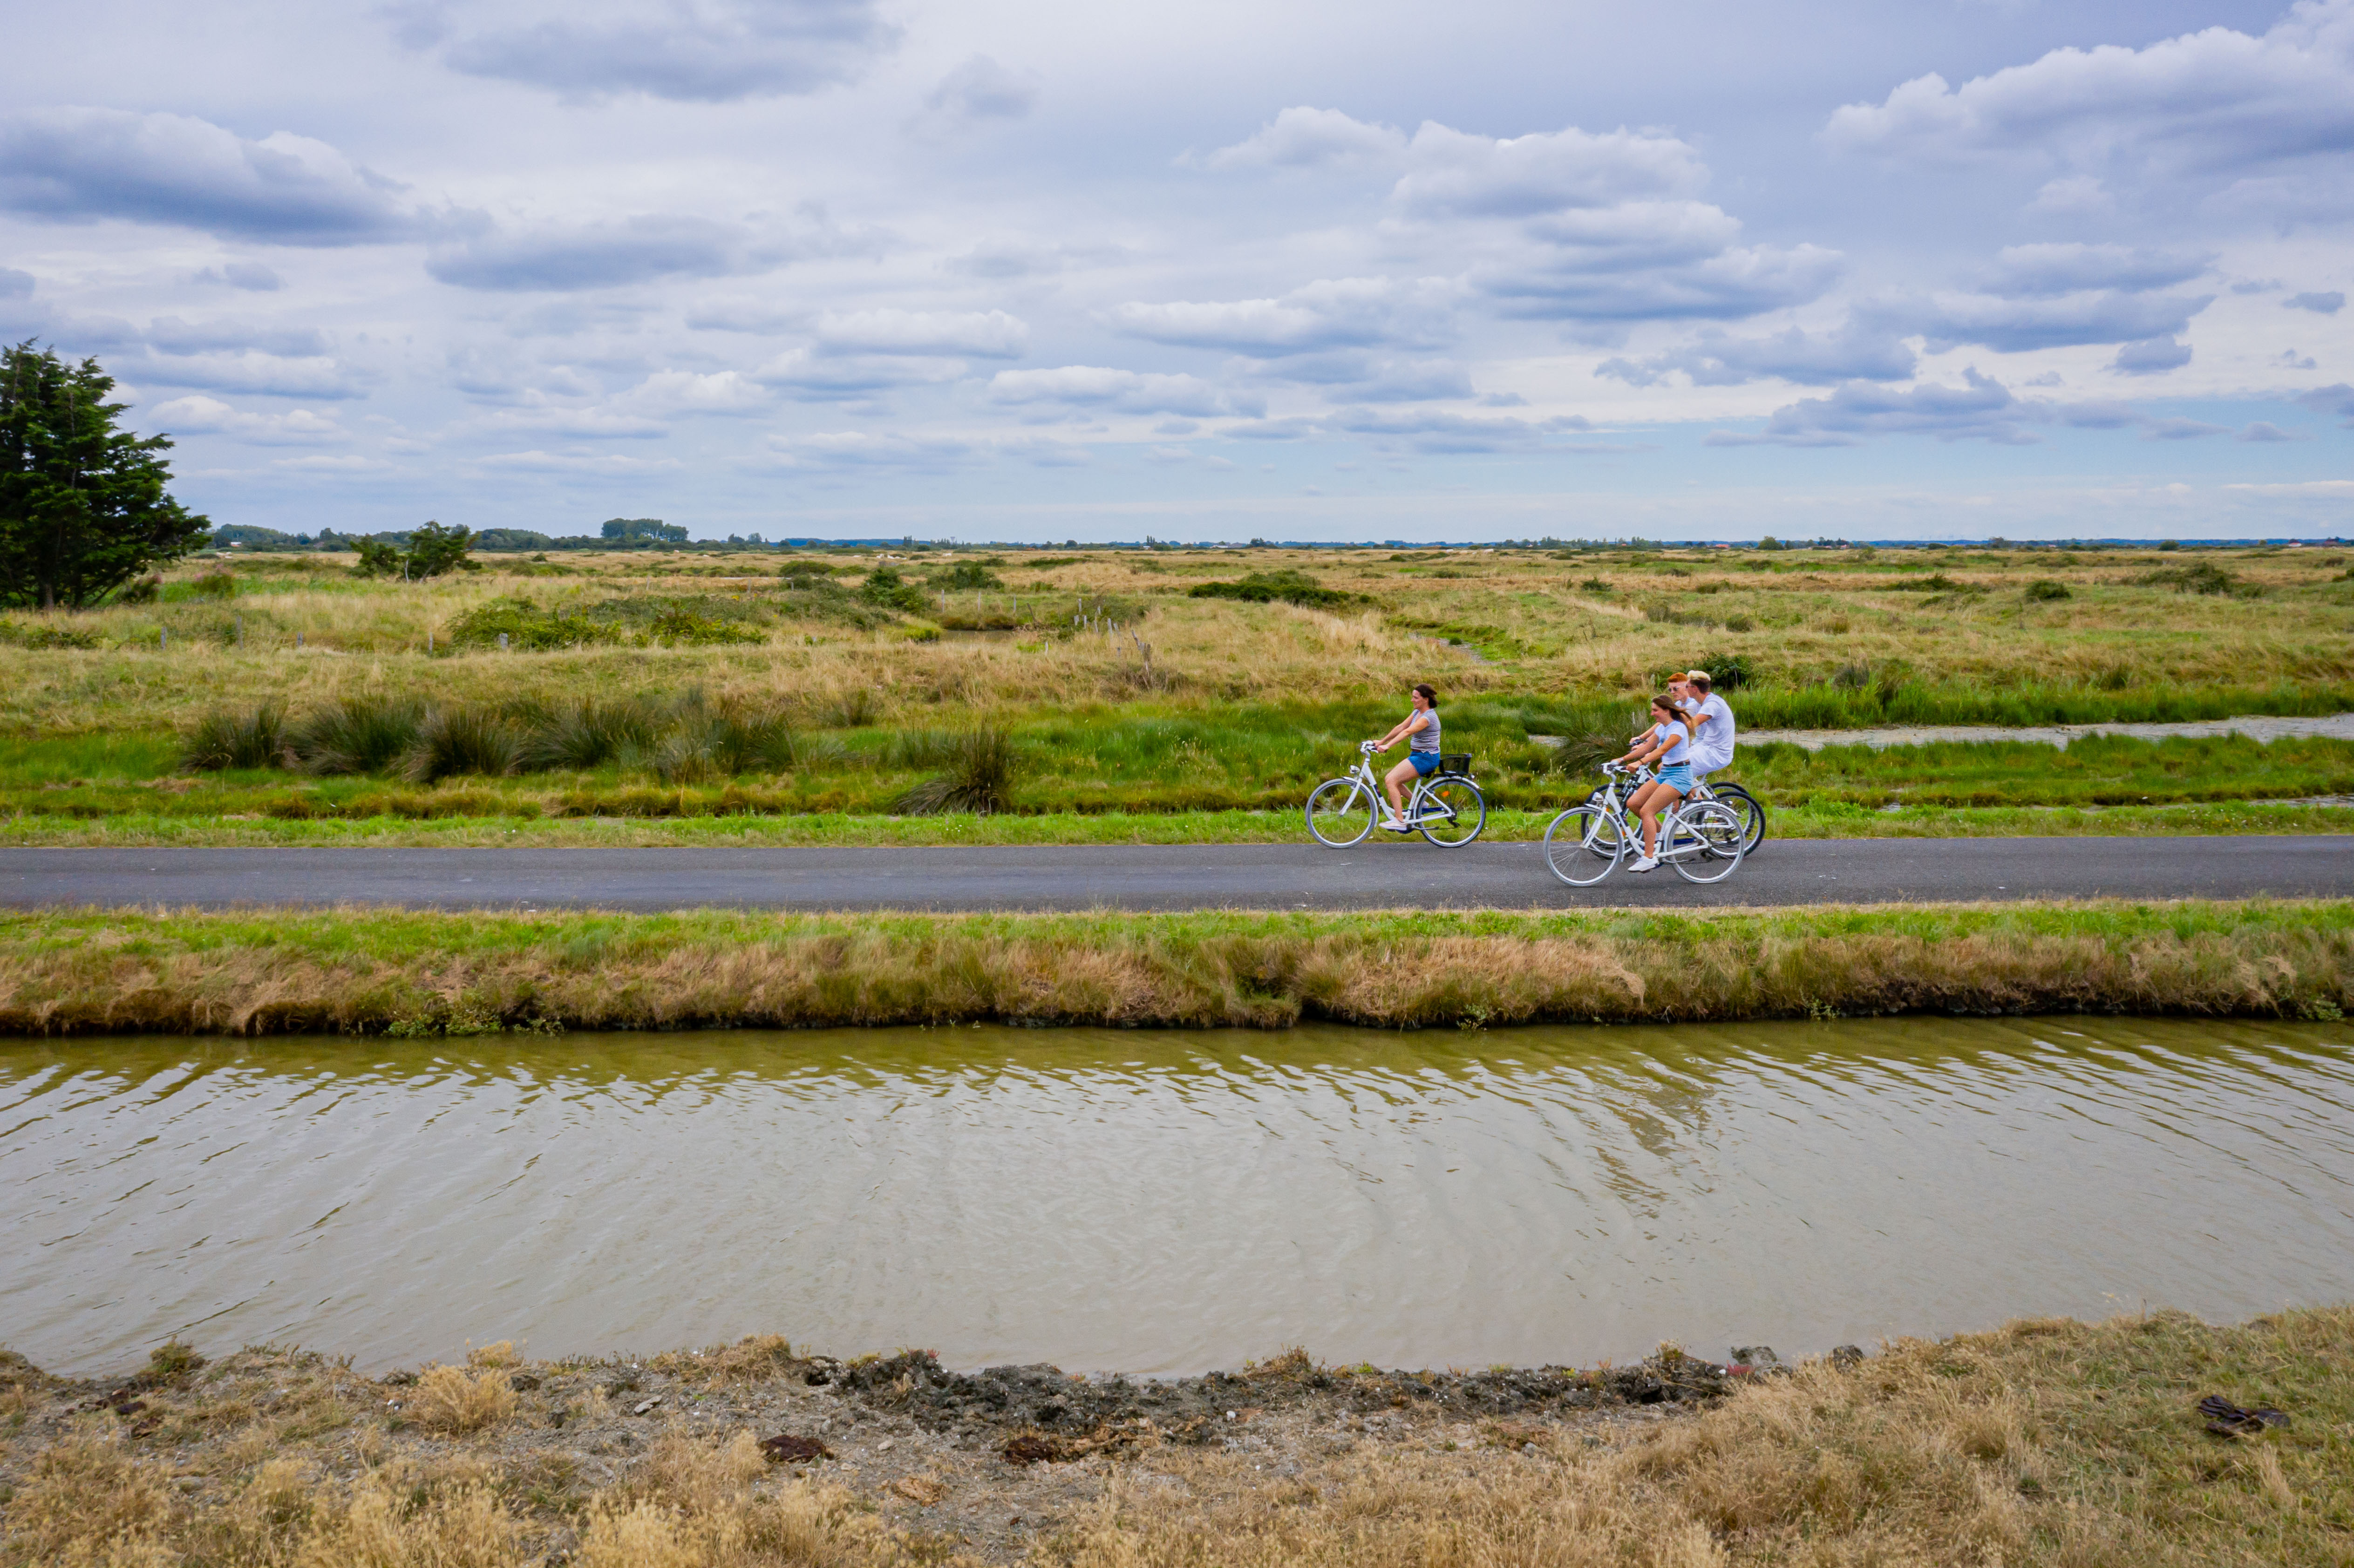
[5, 0, 2352, 541]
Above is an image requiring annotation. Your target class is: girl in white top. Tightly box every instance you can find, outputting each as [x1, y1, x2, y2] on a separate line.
[1612, 692, 1694, 873]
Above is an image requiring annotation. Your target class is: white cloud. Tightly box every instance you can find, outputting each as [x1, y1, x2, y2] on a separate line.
[1710, 369, 2034, 447]
[1904, 288, 2213, 352]
[145, 394, 345, 444]
[472, 449, 682, 473]
[1598, 322, 1916, 387]
[613, 369, 772, 416]
[131, 351, 374, 400]
[813, 308, 1027, 357]
[0, 108, 413, 244]
[413, 0, 898, 103]
[146, 315, 330, 358]
[1390, 123, 1706, 218]
[1328, 406, 1600, 454]
[987, 365, 1253, 417]
[1109, 278, 1453, 356]
[767, 430, 978, 472]
[1823, 1, 2354, 198]
[755, 347, 967, 398]
[1198, 107, 1407, 170]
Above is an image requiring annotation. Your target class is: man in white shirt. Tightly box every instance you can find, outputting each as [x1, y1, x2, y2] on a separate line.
[1676, 669, 1736, 786]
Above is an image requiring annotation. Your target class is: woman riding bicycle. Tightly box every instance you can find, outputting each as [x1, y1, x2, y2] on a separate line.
[1613, 693, 1694, 873]
[1369, 683, 1440, 832]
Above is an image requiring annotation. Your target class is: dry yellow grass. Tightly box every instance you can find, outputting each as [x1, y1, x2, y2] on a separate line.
[4, 1308, 2347, 1567]
[0, 901, 2347, 1037]
[407, 1365, 516, 1435]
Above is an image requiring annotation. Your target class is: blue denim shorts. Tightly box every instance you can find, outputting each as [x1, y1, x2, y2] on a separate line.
[1655, 763, 1694, 792]
[1408, 751, 1441, 775]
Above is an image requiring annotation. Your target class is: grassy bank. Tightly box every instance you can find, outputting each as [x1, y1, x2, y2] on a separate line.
[3, 900, 2348, 1036]
[5, 1305, 2349, 1567]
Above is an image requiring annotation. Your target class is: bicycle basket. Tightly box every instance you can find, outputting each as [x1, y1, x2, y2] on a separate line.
[1438, 752, 1472, 776]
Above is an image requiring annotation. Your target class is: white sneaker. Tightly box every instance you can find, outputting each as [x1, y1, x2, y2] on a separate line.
[1381, 815, 1410, 832]
[1626, 855, 1659, 873]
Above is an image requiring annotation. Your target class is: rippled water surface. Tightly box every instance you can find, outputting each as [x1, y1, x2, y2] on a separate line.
[5, 1017, 2352, 1375]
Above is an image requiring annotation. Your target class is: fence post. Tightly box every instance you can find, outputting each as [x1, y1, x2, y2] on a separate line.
[498, 632, 509, 652]
[159, 628, 167, 652]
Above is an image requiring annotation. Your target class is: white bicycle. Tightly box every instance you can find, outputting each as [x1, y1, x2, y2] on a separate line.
[1543, 761, 1746, 885]
[1306, 741, 1487, 847]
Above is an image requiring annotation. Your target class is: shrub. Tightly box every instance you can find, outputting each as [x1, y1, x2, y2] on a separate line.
[1579, 577, 1612, 593]
[1723, 614, 1754, 632]
[859, 564, 930, 612]
[0, 618, 102, 649]
[402, 706, 522, 782]
[188, 568, 238, 598]
[184, 704, 287, 770]
[113, 575, 160, 605]
[1188, 570, 1364, 610]
[645, 604, 765, 646]
[409, 1364, 516, 1433]
[2025, 579, 2072, 601]
[445, 596, 628, 652]
[287, 696, 425, 775]
[891, 727, 1020, 814]
[932, 560, 1005, 591]
[2140, 561, 2248, 596]
[816, 687, 881, 728]
[1685, 652, 1755, 690]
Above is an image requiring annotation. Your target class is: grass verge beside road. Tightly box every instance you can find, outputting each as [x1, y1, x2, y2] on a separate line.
[3, 899, 2347, 1035]
[3, 1306, 2348, 1567]
[4, 800, 2352, 846]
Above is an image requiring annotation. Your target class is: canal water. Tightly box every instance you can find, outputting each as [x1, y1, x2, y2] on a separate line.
[5, 1017, 2350, 1376]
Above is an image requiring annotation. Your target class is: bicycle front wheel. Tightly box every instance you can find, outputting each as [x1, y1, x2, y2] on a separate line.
[1543, 806, 1620, 886]
[1708, 783, 1767, 855]
[1669, 801, 1747, 883]
[1305, 778, 1375, 846]
[1417, 778, 1486, 846]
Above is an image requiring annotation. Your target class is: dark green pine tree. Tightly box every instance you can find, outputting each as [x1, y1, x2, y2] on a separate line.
[0, 343, 211, 609]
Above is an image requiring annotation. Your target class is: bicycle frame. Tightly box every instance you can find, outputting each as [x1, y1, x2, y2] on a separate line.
[1583, 767, 1714, 859]
[1333, 753, 1465, 828]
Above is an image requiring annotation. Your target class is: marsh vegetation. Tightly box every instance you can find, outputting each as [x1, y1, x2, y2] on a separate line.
[1, 542, 2348, 840]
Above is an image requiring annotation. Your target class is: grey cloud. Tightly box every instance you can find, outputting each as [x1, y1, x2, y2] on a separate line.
[1823, 5, 2354, 186]
[0, 269, 30, 299]
[1709, 368, 2032, 447]
[2279, 349, 2319, 369]
[1905, 289, 2212, 353]
[1219, 418, 1321, 440]
[1597, 321, 1914, 387]
[191, 262, 285, 291]
[685, 301, 803, 333]
[2296, 383, 2354, 424]
[1979, 244, 2210, 297]
[426, 0, 897, 102]
[2108, 336, 2193, 375]
[2143, 417, 2227, 440]
[0, 108, 413, 244]
[146, 316, 331, 359]
[767, 430, 978, 472]
[2238, 421, 2301, 441]
[427, 216, 758, 292]
[2286, 290, 2346, 313]
[756, 348, 965, 398]
[987, 366, 1254, 418]
[925, 55, 1038, 122]
[1238, 351, 1475, 401]
[1329, 406, 1598, 454]
[1482, 238, 1842, 324]
[1110, 278, 1453, 356]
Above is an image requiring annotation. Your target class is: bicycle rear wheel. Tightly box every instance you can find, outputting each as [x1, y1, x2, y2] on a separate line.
[1417, 778, 1486, 846]
[1668, 801, 1746, 883]
[1543, 806, 1620, 886]
[1708, 783, 1767, 855]
[1305, 778, 1374, 846]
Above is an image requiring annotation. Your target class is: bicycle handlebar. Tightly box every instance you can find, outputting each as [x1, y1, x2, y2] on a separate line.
[1360, 740, 1380, 754]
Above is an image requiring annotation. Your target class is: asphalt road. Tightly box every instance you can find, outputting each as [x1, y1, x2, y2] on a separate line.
[3, 836, 2350, 912]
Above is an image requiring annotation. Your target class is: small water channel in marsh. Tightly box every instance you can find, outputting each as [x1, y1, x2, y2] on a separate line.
[5, 1017, 2352, 1377]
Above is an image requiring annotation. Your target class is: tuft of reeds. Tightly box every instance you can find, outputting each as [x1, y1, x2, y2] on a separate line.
[402, 705, 523, 783]
[890, 727, 1019, 814]
[286, 696, 425, 775]
[183, 704, 288, 770]
[519, 697, 661, 771]
[409, 1363, 518, 1433]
